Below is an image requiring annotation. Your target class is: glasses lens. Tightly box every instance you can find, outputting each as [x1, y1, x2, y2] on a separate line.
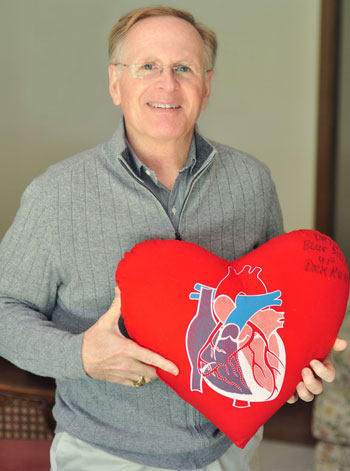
[131, 62, 204, 80]
[135, 62, 160, 79]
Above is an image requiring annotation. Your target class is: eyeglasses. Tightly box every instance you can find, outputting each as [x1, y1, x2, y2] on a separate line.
[114, 61, 209, 80]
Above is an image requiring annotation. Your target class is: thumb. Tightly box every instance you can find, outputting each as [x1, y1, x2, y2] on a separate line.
[104, 286, 122, 324]
[333, 337, 347, 352]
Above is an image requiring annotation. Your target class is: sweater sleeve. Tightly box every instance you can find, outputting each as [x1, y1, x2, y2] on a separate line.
[0, 178, 88, 380]
[266, 173, 284, 241]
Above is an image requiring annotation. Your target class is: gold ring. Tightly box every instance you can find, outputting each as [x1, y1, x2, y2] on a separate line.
[132, 376, 146, 387]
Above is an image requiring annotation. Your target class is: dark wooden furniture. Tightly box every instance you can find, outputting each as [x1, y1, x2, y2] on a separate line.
[0, 357, 315, 445]
[0, 358, 55, 440]
[0, 439, 52, 471]
[264, 400, 316, 445]
[0, 358, 55, 470]
[0, 358, 55, 402]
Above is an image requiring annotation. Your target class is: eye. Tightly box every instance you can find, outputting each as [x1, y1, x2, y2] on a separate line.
[176, 65, 190, 73]
[143, 63, 155, 70]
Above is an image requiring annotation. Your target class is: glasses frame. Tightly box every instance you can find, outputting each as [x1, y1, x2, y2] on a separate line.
[114, 62, 210, 80]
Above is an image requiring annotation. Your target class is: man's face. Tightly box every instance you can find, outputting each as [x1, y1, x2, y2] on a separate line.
[108, 16, 214, 146]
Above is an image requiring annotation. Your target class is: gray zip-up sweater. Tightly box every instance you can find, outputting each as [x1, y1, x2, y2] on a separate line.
[0, 122, 283, 469]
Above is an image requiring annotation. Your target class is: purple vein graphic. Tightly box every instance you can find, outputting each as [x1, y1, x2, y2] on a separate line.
[186, 284, 216, 392]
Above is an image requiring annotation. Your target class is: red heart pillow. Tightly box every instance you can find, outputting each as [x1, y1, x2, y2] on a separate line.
[115, 230, 349, 448]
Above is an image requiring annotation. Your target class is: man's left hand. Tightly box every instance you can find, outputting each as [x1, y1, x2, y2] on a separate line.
[287, 337, 348, 404]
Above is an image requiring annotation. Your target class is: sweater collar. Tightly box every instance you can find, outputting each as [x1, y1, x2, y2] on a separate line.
[109, 118, 216, 174]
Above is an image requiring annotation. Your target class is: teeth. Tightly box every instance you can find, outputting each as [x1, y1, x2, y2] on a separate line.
[148, 103, 180, 109]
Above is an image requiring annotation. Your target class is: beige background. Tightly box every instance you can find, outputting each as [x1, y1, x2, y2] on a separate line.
[334, 0, 350, 264]
[1, 0, 321, 240]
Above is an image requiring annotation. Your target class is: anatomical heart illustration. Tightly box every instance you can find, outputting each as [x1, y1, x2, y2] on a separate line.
[116, 230, 349, 447]
[186, 265, 286, 407]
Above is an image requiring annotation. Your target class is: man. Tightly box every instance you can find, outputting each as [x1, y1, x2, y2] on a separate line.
[0, 6, 346, 471]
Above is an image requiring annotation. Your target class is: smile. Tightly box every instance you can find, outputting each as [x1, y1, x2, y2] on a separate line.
[147, 103, 181, 109]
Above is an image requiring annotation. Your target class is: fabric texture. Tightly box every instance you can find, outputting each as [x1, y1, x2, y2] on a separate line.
[0, 120, 283, 469]
[50, 431, 262, 471]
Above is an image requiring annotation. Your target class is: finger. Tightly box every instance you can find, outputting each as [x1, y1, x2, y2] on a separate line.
[131, 344, 179, 376]
[102, 287, 122, 331]
[129, 362, 158, 382]
[296, 380, 315, 402]
[107, 375, 142, 387]
[114, 356, 158, 382]
[333, 337, 347, 352]
[100, 361, 157, 385]
[112, 286, 121, 311]
[286, 392, 298, 404]
[125, 372, 155, 385]
[310, 358, 335, 383]
[122, 377, 156, 387]
[301, 367, 323, 395]
[104, 287, 122, 322]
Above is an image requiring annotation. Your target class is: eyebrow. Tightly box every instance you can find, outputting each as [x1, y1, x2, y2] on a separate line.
[133, 56, 200, 66]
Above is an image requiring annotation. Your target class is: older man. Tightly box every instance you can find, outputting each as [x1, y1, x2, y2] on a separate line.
[0, 6, 345, 471]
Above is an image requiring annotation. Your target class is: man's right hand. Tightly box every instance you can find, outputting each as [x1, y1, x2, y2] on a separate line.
[81, 286, 179, 386]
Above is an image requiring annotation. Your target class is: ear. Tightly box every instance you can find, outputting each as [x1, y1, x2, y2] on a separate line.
[108, 64, 121, 106]
[201, 69, 214, 111]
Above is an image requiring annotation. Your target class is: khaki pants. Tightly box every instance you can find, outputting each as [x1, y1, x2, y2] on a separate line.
[50, 430, 261, 471]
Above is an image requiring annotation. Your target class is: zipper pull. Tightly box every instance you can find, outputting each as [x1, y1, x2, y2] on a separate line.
[175, 231, 182, 240]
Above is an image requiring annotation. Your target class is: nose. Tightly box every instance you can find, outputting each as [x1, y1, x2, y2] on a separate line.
[155, 66, 178, 91]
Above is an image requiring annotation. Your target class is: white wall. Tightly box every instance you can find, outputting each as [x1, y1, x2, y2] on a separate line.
[334, 0, 350, 265]
[0, 0, 321, 239]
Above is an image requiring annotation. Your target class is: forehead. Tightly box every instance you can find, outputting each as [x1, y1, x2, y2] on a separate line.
[122, 16, 205, 63]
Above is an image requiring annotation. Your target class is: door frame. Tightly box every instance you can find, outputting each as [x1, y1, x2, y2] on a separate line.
[315, 0, 341, 235]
